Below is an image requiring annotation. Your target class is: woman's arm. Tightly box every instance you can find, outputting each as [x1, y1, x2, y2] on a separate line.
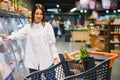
[1, 24, 29, 41]
[47, 23, 60, 63]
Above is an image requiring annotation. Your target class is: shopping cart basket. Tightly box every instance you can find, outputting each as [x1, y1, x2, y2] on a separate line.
[63, 51, 119, 80]
[24, 51, 118, 80]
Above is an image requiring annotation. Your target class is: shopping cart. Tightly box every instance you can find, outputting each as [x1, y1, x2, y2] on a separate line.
[24, 51, 118, 80]
[64, 51, 119, 80]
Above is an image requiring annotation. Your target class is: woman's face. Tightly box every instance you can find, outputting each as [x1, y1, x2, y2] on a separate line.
[34, 9, 43, 23]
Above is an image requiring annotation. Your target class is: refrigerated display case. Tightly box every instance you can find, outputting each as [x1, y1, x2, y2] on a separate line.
[0, 10, 28, 80]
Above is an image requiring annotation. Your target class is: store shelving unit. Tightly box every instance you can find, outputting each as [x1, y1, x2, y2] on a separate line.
[95, 24, 109, 52]
[93, 23, 120, 54]
[109, 24, 120, 54]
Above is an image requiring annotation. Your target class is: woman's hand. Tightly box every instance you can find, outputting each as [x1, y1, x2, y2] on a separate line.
[1, 34, 11, 41]
[54, 57, 60, 64]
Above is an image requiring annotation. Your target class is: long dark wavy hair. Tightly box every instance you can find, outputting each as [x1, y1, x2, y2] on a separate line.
[31, 3, 46, 27]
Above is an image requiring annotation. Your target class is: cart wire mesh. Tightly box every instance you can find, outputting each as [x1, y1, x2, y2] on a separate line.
[24, 62, 66, 80]
[64, 59, 111, 80]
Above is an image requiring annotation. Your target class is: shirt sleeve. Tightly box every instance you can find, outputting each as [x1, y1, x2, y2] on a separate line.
[47, 23, 59, 60]
[10, 24, 29, 40]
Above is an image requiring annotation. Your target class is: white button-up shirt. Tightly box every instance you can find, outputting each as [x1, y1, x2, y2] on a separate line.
[10, 22, 58, 70]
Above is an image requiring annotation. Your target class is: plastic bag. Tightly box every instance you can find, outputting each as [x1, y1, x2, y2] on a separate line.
[57, 29, 61, 35]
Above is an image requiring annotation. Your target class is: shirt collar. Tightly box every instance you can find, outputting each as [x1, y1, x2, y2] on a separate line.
[33, 22, 42, 28]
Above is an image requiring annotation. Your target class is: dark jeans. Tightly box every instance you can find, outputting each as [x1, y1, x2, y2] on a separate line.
[29, 68, 38, 73]
[53, 27, 58, 38]
[29, 68, 39, 80]
[29, 64, 56, 80]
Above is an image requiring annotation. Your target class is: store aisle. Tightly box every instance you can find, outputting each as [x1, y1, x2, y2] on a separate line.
[14, 38, 120, 80]
[56, 38, 95, 53]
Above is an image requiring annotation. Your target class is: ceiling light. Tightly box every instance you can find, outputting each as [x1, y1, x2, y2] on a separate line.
[84, 10, 87, 13]
[80, 10, 83, 13]
[51, 15, 54, 18]
[113, 10, 116, 13]
[59, 9, 61, 12]
[106, 10, 109, 13]
[56, 4, 59, 8]
[47, 8, 58, 13]
[117, 9, 120, 12]
[70, 7, 77, 12]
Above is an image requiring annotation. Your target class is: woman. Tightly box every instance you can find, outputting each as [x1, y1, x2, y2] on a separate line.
[52, 18, 59, 38]
[1, 4, 59, 73]
[58, 16, 65, 38]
